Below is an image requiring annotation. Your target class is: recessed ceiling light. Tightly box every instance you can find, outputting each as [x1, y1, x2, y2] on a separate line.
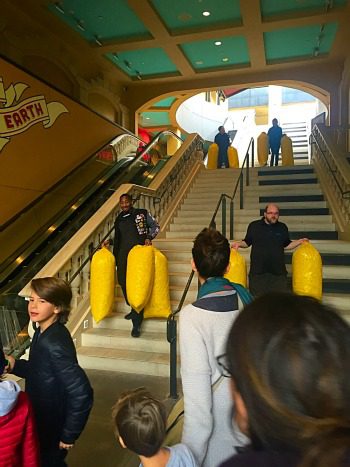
[222, 57, 229, 62]
[145, 117, 150, 120]
[202, 11, 210, 16]
[214, 41, 222, 46]
[195, 60, 204, 65]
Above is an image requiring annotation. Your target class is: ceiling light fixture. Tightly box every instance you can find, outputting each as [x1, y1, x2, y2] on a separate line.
[136, 71, 142, 80]
[94, 35, 102, 46]
[113, 53, 119, 60]
[214, 41, 222, 46]
[54, 2, 65, 14]
[222, 57, 229, 62]
[202, 11, 210, 16]
[76, 20, 85, 31]
[124, 60, 132, 70]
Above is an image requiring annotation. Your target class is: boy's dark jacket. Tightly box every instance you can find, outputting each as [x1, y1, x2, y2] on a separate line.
[13, 321, 93, 449]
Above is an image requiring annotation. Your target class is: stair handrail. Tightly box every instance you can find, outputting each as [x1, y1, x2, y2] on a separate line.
[311, 124, 350, 232]
[167, 136, 255, 399]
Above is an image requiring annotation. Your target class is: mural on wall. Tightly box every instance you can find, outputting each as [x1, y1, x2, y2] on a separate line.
[0, 76, 68, 151]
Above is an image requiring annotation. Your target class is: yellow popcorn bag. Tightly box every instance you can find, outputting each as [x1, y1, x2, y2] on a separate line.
[126, 245, 155, 312]
[90, 247, 116, 323]
[144, 248, 171, 318]
[228, 146, 239, 168]
[257, 132, 269, 166]
[281, 134, 294, 166]
[224, 249, 247, 287]
[207, 143, 219, 169]
[292, 242, 322, 300]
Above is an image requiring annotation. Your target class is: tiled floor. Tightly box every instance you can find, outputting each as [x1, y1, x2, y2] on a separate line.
[67, 369, 179, 467]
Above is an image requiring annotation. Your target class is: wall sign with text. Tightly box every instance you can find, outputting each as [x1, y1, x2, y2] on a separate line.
[0, 76, 69, 151]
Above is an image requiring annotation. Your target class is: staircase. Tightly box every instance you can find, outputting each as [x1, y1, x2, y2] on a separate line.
[281, 121, 309, 165]
[77, 164, 350, 375]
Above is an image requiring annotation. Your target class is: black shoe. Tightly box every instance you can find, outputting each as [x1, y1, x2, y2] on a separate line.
[124, 311, 133, 320]
[131, 326, 141, 338]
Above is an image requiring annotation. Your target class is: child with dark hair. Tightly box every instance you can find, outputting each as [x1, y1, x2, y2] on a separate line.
[112, 387, 197, 466]
[180, 228, 250, 467]
[0, 345, 40, 466]
[7, 277, 93, 467]
[220, 292, 350, 467]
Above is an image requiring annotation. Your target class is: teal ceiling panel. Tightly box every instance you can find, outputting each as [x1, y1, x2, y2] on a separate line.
[105, 48, 179, 78]
[153, 97, 177, 107]
[150, 0, 242, 32]
[264, 23, 338, 61]
[48, 0, 151, 43]
[141, 112, 170, 127]
[181, 36, 249, 70]
[261, 0, 347, 18]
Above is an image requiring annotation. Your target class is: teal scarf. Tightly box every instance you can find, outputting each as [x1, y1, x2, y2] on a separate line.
[197, 277, 234, 299]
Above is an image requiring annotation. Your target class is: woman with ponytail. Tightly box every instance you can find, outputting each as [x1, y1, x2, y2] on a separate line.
[219, 292, 350, 467]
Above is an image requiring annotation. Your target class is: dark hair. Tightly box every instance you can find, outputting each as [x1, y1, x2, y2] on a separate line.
[218, 125, 224, 131]
[30, 277, 72, 324]
[226, 292, 350, 467]
[0, 346, 6, 376]
[192, 228, 230, 279]
[112, 388, 166, 457]
[120, 193, 132, 202]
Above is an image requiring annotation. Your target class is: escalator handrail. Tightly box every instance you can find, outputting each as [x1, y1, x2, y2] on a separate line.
[0, 131, 184, 291]
[1, 133, 143, 232]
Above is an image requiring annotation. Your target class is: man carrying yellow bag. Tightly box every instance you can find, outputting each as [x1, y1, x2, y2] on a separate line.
[112, 193, 160, 337]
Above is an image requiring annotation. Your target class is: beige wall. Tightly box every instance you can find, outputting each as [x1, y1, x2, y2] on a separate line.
[0, 57, 123, 226]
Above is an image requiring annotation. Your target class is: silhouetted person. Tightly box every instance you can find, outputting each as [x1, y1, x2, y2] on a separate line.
[268, 118, 282, 166]
[214, 126, 231, 168]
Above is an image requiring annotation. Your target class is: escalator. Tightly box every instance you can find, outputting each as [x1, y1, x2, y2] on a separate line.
[0, 130, 183, 346]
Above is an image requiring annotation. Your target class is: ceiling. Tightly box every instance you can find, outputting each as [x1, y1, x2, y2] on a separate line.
[47, 0, 348, 79]
[1, 0, 350, 131]
[2, 0, 349, 84]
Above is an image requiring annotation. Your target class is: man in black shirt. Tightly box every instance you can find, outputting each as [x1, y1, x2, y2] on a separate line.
[231, 204, 308, 296]
[112, 193, 159, 337]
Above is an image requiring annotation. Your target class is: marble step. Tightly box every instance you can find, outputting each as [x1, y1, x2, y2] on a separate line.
[169, 220, 336, 232]
[81, 327, 169, 353]
[165, 230, 338, 240]
[77, 346, 175, 377]
[172, 215, 334, 226]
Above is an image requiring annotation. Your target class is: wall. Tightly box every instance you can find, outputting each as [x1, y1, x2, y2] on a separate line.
[0, 57, 123, 226]
[176, 93, 230, 141]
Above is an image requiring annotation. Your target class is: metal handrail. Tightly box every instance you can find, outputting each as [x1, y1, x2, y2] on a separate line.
[311, 126, 350, 199]
[167, 136, 255, 399]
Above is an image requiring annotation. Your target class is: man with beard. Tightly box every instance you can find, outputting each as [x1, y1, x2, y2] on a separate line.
[231, 204, 308, 296]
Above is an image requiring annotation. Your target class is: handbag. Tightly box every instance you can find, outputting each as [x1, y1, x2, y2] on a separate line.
[165, 376, 224, 446]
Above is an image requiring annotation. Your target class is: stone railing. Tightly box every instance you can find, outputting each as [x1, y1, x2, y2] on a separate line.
[311, 124, 350, 237]
[110, 134, 139, 158]
[19, 134, 204, 344]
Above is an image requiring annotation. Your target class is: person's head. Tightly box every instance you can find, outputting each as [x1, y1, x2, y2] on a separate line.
[112, 388, 166, 458]
[29, 277, 72, 329]
[263, 203, 280, 225]
[272, 118, 278, 126]
[192, 228, 230, 280]
[225, 292, 350, 466]
[218, 125, 225, 134]
[119, 193, 133, 213]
